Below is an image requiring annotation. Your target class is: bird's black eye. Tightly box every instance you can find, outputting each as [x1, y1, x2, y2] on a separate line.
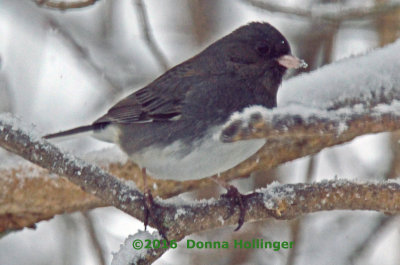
[255, 42, 270, 55]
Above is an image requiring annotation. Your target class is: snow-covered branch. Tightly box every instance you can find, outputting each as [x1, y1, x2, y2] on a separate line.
[2, 39, 400, 234]
[221, 102, 400, 142]
[116, 179, 400, 264]
[112, 179, 400, 264]
[2, 98, 399, 232]
[3, 114, 400, 264]
[1, 34, 400, 264]
[218, 38, 400, 182]
[0, 114, 148, 223]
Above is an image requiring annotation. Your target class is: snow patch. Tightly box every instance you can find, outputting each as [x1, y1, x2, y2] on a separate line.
[279, 39, 400, 109]
[256, 181, 296, 210]
[111, 230, 162, 265]
[174, 208, 187, 220]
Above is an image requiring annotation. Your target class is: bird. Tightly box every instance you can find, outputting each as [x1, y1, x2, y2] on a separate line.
[44, 22, 306, 231]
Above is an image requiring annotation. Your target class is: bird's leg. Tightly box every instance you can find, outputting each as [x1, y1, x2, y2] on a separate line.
[142, 167, 151, 230]
[141, 168, 168, 239]
[212, 175, 247, 231]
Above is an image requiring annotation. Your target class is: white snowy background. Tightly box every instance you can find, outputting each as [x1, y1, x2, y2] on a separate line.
[0, 0, 399, 264]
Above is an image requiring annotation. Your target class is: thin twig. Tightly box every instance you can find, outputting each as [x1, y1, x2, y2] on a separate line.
[36, 0, 100, 10]
[133, 0, 169, 71]
[82, 211, 106, 265]
[286, 156, 316, 265]
[349, 216, 397, 263]
[46, 17, 122, 94]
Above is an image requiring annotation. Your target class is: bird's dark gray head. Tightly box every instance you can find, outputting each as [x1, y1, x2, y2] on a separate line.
[229, 22, 292, 58]
[204, 22, 300, 79]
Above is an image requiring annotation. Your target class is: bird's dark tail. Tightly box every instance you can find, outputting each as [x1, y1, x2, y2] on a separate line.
[44, 123, 107, 140]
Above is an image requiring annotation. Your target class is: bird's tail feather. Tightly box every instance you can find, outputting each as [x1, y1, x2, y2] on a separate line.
[44, 123, 106, 140]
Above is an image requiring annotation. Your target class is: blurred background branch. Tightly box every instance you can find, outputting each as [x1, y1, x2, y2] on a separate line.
[36, 0, 100, 10]
[242, 0, 400, 23]
[133, 0, 169, 71]
[1, 0, 400, 264]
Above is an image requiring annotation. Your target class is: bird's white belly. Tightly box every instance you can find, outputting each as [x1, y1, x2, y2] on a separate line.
[130, 127, 266, 180]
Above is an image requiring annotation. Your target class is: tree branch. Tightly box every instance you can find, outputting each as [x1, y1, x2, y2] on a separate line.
[2, 101, 400, 232]
[220, 102, 400, 142]
[2, 36, 400, 263]
[2, 40, 400, 234]
[2, 114, 400, 263]
[35, 0, 100, 10]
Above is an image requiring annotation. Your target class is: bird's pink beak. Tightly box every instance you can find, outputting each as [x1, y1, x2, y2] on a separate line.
[277, 55, 308, 69]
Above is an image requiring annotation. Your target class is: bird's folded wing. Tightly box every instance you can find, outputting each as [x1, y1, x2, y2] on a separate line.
[94, 63, 202, 125]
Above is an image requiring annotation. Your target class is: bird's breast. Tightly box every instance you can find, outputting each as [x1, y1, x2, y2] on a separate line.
[129, 125, 266, 180]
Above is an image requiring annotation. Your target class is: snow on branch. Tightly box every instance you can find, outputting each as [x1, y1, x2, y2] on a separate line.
[111, 180, 400, 264]
[217, 39, 400, 181]
[1, 34, 400, 264]
[2, 114, 400, 263]
[2, 39, 400, 235]
[0, 114, 148, 221]
[111, 231, 163, 265]
[279, 39, 400, 110]
[220, 101, 400, 142]
[0, 38, 400, 230]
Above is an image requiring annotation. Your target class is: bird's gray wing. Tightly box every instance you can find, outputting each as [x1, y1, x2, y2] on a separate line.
[94, 62, 201, 125]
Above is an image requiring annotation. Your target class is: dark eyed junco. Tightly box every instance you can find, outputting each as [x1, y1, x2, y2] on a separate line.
[45, 22, 306, 181]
